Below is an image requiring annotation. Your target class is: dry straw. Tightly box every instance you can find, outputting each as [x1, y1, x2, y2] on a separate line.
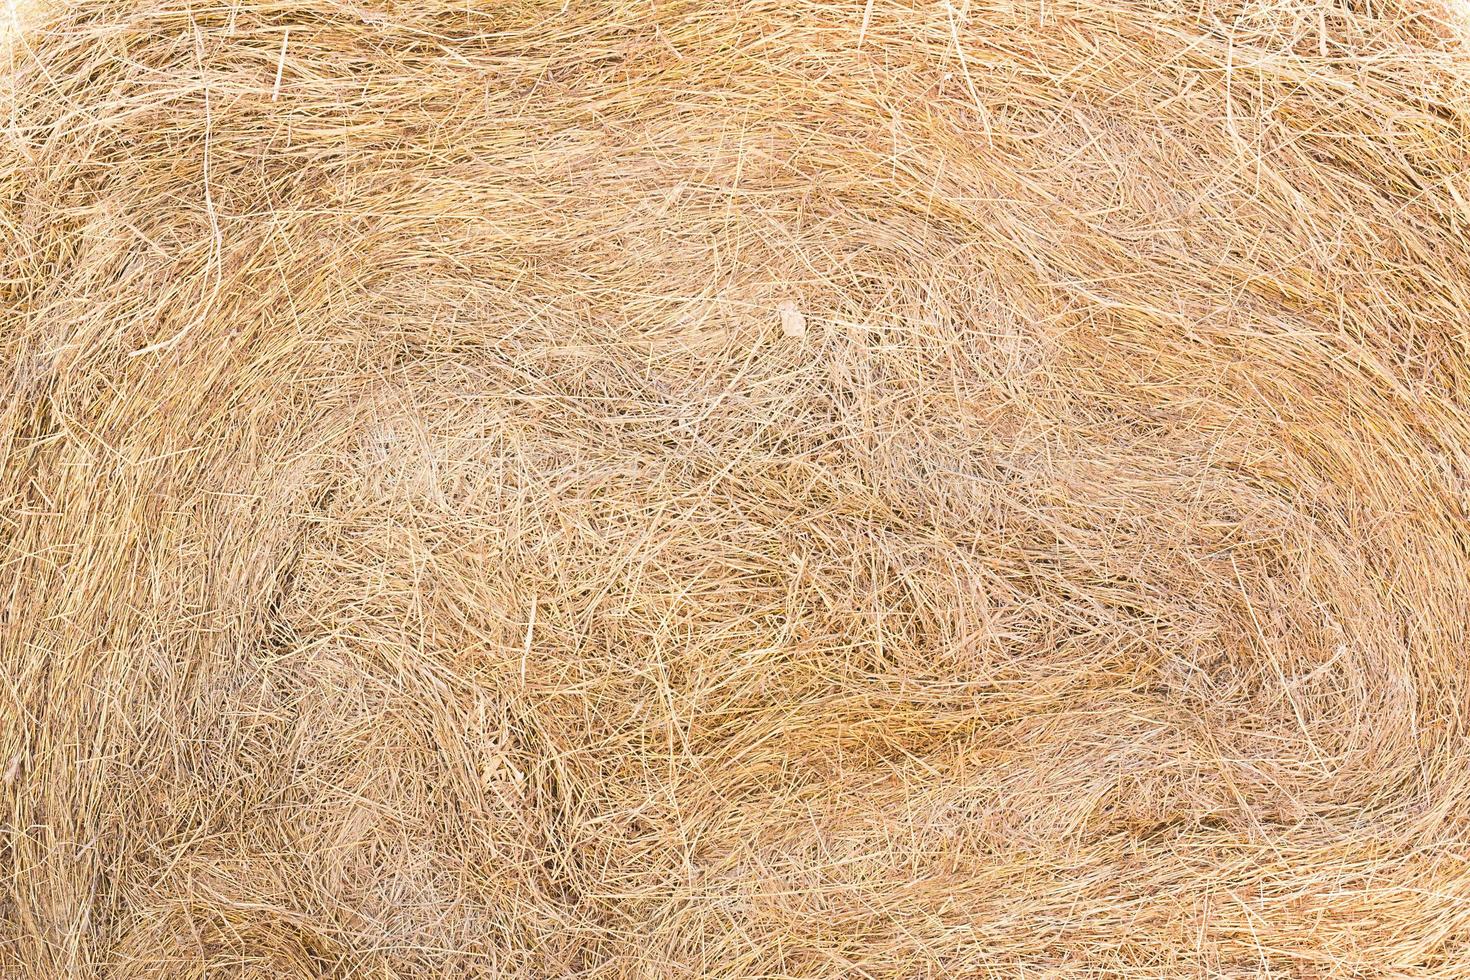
[4, 0, 1470, 976]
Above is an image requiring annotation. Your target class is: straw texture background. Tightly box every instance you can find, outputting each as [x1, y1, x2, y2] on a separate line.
[5, 0, 1470, 976]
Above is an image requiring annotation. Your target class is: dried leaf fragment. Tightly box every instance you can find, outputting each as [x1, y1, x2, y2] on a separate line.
[776, 299, 806, 338]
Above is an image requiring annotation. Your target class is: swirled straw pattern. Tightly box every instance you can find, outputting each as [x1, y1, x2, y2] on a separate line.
[4, 1, 1470, 975]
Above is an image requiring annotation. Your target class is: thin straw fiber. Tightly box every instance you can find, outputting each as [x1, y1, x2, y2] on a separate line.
[5, 0, 1470, 976]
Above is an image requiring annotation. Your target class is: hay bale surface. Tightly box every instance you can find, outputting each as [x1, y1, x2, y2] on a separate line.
[4, 0, 1470, 976]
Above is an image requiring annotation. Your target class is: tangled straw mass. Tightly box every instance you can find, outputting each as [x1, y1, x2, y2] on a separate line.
[5, 0, 1470, 976]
